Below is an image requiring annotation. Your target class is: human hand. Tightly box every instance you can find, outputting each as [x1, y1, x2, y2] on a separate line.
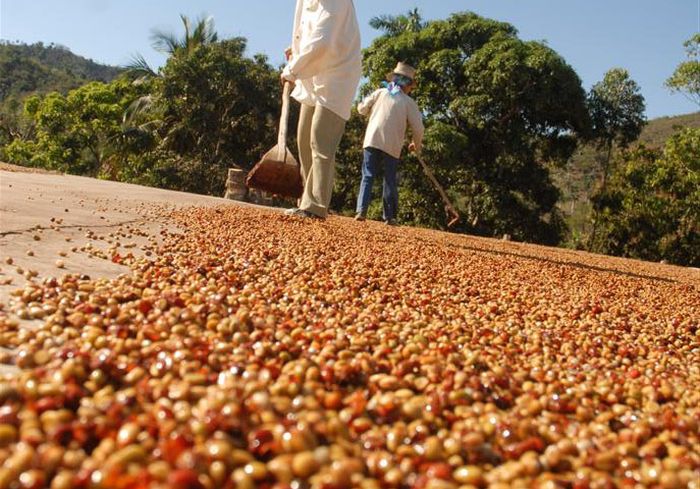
[280, 73, 294, 87]
[408, 142, 417, 154]
[284, 47, 293, 61]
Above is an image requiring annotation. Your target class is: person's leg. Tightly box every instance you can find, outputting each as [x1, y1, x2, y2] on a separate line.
[299, 105, 346, 218]
[355, 148, 379, 218]
[296, 103, 315, 186]
[382, 153, 400, 222]
[285, 102, 315, 214]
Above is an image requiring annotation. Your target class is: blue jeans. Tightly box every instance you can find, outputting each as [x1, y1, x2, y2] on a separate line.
[355, 147, 400, 221]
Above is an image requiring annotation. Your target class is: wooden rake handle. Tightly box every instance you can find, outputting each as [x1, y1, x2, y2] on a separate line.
[277, 82, 292, 161]
[417, 155, 461, 228]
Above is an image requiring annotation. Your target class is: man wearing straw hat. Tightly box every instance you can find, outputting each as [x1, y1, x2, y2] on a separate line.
[281, 0, 362, 220]
[354, 62, 425, 225]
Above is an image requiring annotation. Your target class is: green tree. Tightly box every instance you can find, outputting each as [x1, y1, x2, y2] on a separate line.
[349, 11, 590, 243]
[120, 15, 281, 196]
[127, 14, 219, 78]
[150, 38, 280, 195]
[591, 127, 699, 266]
[666, 34, 700, 107]
[0, 42, 122, 158]
[586, 68, 646, 247]
[5, 77, 150, 175]
[153, 14, 218, 57]
[587, 68, 646, 186]
[369, 8, 425, 35]
[0, 97, 31, 160]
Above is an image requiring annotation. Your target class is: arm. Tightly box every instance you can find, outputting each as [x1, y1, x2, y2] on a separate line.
[408, 101, 425, 153]
[357, 90, 383, 117]
[282, 0, 342, 81]
[288, 0, 303, 56]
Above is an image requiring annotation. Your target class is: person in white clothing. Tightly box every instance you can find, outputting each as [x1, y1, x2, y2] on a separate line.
[281, 0, 362, 219]
[355, 62, 425, 225]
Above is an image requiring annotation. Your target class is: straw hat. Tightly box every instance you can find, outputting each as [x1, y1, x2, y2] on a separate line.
[386, 62, 417, 82]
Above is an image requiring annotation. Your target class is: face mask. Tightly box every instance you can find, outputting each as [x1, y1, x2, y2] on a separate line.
[382, 74, 413, 96]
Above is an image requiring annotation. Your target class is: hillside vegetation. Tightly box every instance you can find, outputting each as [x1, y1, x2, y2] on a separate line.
[554, 111, 700, 245]
[638, 111, 700, 146]
[0, 41, 122, 104]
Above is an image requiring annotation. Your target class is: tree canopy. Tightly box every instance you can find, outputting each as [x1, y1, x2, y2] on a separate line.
[127, 15, 220, 79]
[666, 34, 700, 107]
[588, 68, 646, 152]
[369, 8, 425, 36]
[585, 68, 647, 248]
[5, 23, 281, 197]
[152, 38, 280, 194]
[4, 78, 151, 176]
[152, 14, 219, 56]
[341, 11, 591, 244]
[591, 127, 699, 266]
[0, 42, 123, 159]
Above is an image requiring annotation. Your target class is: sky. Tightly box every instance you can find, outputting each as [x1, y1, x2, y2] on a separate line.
[1, 0, 698, 119]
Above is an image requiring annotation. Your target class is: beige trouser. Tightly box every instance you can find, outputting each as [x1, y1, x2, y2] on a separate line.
[297, 103, 346, 218]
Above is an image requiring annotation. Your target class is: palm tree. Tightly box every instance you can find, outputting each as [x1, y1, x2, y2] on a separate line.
[152, 14, 218, 57]
[126, 14, 219, 78]
[123, 14, 220, 131]
[369, 8, 425, 36]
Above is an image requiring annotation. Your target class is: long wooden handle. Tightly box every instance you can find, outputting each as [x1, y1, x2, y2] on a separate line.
[277, 82, 292, 161]
[418, 156, 460, 226]
[418, 157, 457, 212]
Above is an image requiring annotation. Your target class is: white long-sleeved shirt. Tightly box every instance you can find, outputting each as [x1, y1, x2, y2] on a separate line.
[282, 0, 362, 121]
[358, 88, 425, 159]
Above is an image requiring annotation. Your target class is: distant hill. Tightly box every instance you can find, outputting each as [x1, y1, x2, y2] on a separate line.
[0, 41, 123, 104]
[554, 111, 700, 243]
[638, 111, 700, 147]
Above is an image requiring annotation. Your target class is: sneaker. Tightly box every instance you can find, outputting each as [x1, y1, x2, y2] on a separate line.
[354, 213, 366, 222]
[286, 208, 322, 220]
[385, 219, 397, 226]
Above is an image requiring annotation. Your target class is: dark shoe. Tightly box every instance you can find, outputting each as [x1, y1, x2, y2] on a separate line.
[286, 208, 322, 220]
[355, 213, 366, 222]
[385, 219, 397, 226]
